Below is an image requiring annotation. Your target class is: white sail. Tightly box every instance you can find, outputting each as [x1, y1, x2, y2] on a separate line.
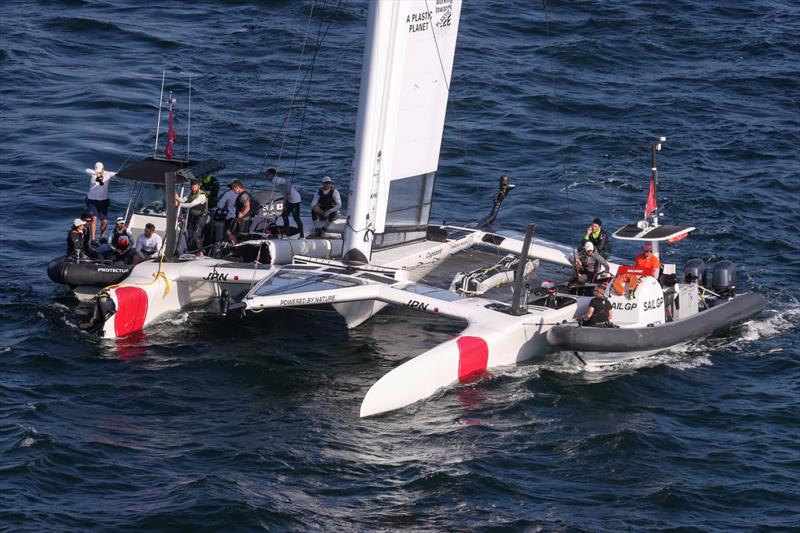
[343, 0, 463, 263]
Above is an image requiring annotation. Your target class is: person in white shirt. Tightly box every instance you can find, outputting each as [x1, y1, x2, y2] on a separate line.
[84, 161, 117, 242]
[265, 168, 303, 237]
[132, 223, 164, 264]
[215, 183, 238, 240]
[310, 176, 342, 236]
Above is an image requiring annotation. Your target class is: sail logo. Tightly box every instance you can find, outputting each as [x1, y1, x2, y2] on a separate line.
[612, 302, 637, 311]
[407, 10, 431, 33]
[435, 0, 453, 28]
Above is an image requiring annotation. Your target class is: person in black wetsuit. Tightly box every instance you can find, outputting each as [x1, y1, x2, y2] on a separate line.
[79, 211, 97, 258]
[580, 218, 612, 259]
[581, 285, 614, 327]
[66, 218, 88, 260]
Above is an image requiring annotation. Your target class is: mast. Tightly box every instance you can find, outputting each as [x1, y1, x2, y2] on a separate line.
[342, 0, 463, 264]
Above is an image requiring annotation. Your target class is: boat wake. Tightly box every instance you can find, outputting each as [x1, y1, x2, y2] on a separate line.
[738, 300, 800, 342]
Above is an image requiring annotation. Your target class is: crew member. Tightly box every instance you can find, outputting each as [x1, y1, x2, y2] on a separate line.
[634, 243, 661, 275]
[581, 218, 612, 259]
[201, 173, 221, 208]
[79, 211, 97, 258]
[581, 285, 614, 327]
[215, 182, 238, 242]
[177, 178, 209, 256]
[66, 218, 88, 260]
[310, 176, 341, 237]
[84, 161, 117, 242]
[265, 168, 303, 237]
[228, 180, 252, 244]
[132, 223, 164, 264]
[571, 241, 610, 283]
[97, 216, 134, 262]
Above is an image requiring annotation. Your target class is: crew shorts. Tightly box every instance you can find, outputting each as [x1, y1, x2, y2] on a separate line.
[86, 198, 110, 219]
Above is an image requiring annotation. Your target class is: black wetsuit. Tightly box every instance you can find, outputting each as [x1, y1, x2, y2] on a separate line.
[234, 190, 253, 235]
[66, 229, 85, 260]
[586, 296, 612, 327]
[581, 229, 612, 259]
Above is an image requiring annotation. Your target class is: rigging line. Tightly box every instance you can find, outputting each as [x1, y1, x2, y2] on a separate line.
[423, 0, 479, 199]
[287, 0, 344, 192]
[254, 1, 318, 190]
[542, 0, 579, 260]
[273, 1, 320, 175]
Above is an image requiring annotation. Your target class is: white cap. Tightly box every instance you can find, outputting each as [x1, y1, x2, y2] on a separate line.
[116, 216, 125, 224]
[73, 218, 85, 227]
[584, 241, 595, 251]
[322, 176, 332, 183]
[94, 162, 104, 173]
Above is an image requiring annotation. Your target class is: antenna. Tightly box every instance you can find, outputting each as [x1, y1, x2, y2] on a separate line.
[650, 136, 666, 257]
[650, 135, 667, 228]
[187, 74, 192, 161]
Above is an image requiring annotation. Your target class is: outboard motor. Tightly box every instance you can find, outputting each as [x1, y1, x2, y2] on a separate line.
[684, 258, 706, 286]
[712, 260, 736, 299]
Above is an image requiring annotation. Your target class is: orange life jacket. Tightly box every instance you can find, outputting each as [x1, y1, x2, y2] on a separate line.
[612, 273, 639, 297]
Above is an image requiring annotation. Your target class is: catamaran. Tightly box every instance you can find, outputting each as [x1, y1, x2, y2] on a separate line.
[88, 1, 763, 418]
[225, 1, 764, 416]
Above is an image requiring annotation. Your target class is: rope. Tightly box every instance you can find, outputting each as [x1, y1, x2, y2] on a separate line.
[96, 237, 172, 303]
[543, 0, 579, 277]
[287, 0, 343, 193]
[423, 0, 479, 199]
[255, 1, 319, 185]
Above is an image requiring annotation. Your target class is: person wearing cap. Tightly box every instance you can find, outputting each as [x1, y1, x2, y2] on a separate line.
[98, 216, 134, 262]
[580, 284, 614, 327]
[84, 161, 117, 242]
[634, 243, 661, 273]
[214, 182, 238, 242]
[265, 168, 303, 237]
[310, 176, 342, 237]
[571, 241, 610, 284]
[580, 217, 612, 259]
[66, 218, 89, 261]
[176, 178, 210, 256]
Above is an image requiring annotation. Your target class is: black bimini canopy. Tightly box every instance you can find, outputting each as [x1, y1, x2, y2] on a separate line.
[116, 157, 225, 184]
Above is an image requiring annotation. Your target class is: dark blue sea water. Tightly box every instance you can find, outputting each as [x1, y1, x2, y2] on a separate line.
[2, 1, 799, 530]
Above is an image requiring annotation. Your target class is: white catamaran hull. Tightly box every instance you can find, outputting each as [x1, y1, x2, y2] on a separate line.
[95, 259, 275, 339]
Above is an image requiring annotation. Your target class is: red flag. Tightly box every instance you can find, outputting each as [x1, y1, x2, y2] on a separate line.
[644, 175, 657, 219]
[164, 108, 176, 159]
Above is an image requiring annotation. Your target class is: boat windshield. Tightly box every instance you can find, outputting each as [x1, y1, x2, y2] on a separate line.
[133, 183, 168, 217]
